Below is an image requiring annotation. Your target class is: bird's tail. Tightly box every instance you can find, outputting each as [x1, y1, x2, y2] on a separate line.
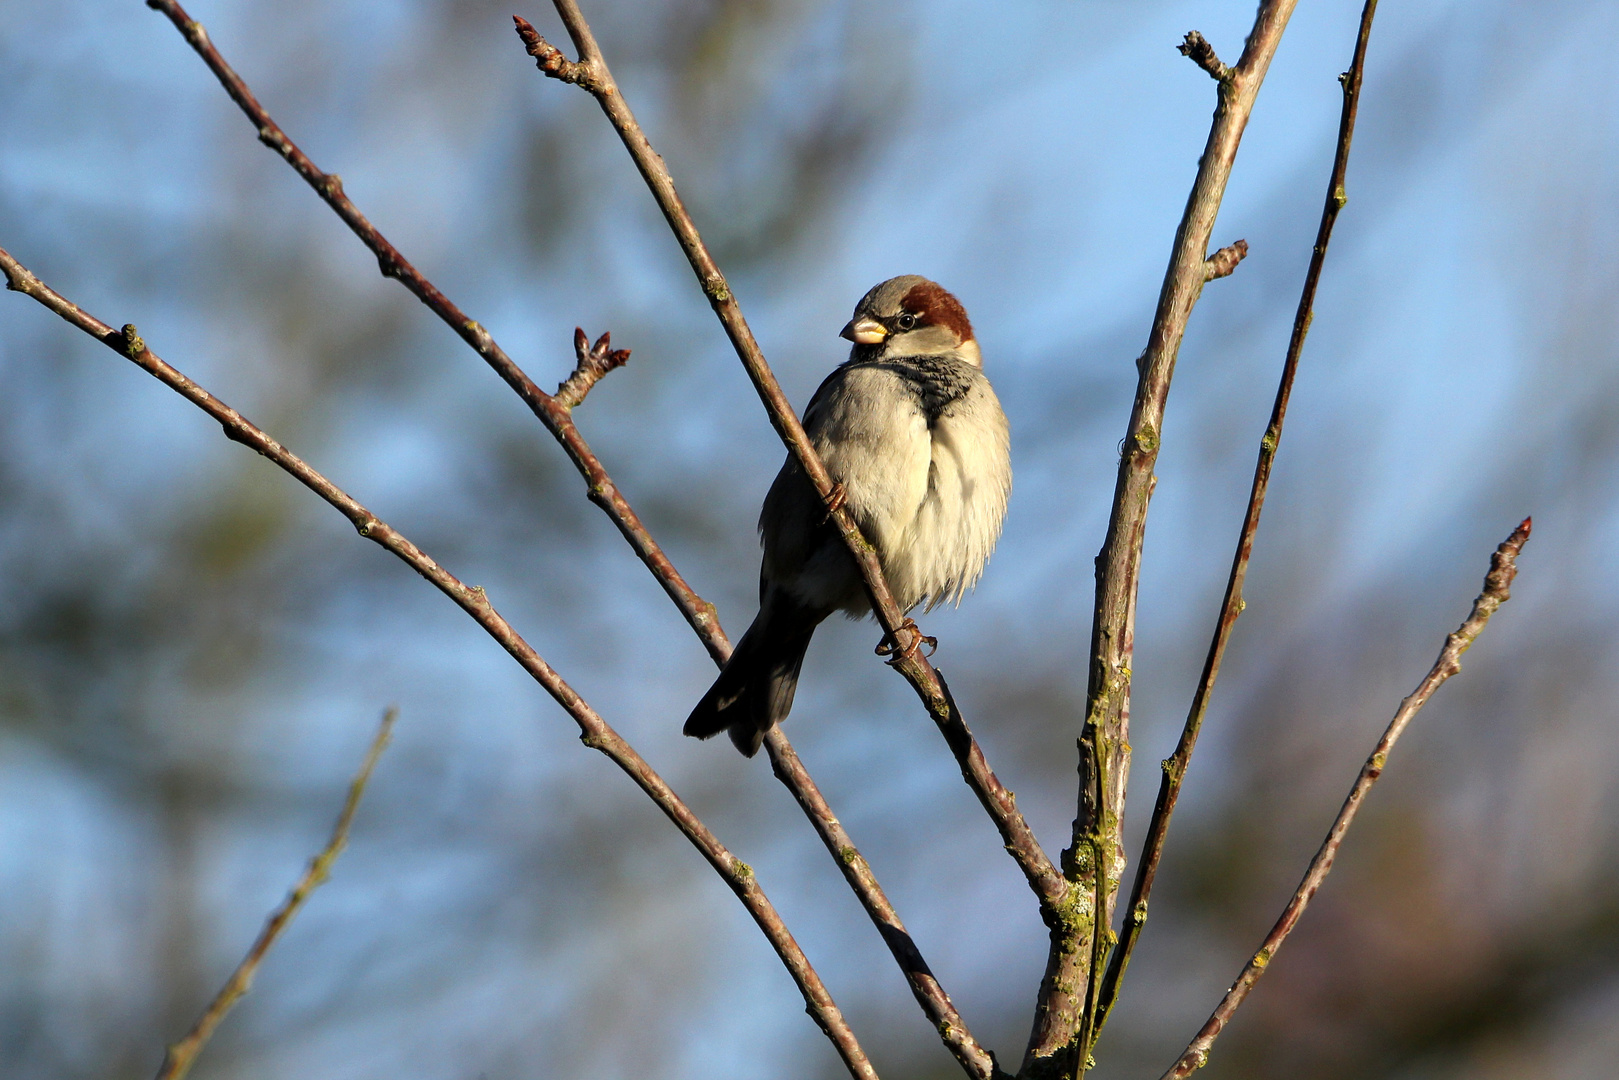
[684, 589, 824, 757]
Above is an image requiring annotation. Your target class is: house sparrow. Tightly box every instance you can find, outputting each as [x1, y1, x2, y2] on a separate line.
[685, 276, 1011, 756]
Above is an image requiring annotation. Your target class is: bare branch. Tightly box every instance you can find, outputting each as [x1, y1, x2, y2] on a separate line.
[512, 1, 1066, 918]
[140, 0, 724, 665]
[1028, 1, 1304, 1073]
[154, 707, 396, 1080]
[136, 4, 989, 1069]
[1178, 31, 1232, 82]
[1158, 518, 1531, 1080]
[555, 327, 630, 410]
[764, 729, 1007, 1080]
[0, 246, 879, 1080]
[1092, 0, 1381, 1045]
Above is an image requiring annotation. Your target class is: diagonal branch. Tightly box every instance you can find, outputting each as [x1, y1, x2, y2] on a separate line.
[142, 0, 726, 665]
[512, 1, 1066, 917]
[0, 245, 879, 1080]
[155, 707, 396, 1080]
[1092, 0, 1381, 1043]
[142, 4, 993, 1071]
[764, 728, 1006, 1079]
[1027, 3, 1301, 1074]
[1158, 518, 1531, 1080]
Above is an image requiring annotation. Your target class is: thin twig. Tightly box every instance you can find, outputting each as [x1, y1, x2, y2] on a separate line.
[513, 1, 1066, 917]
[0, 247, 879, 1080]
[155, 706, 397, 1080]
[1092, 0, 1380, 1045]
[1203, 239, 1249, 282]
[555, 327, 631, 410]
[1030, 4, 1300, 1073]
[1158, 518, 1531, 1080]
[140, 5, 988, 1070]
[1178, 32, 1232, 83]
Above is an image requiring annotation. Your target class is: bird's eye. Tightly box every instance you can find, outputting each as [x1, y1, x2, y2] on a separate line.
[896, 313, 917, 331]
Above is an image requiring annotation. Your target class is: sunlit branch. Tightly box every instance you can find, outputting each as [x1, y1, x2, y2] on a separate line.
[513, 0, 1066, 929]
[142, 0, 725, 665]
[0, 244, 880, 1080]
[1091, 0, 1382, 1045]
[1158, 518, 1530, 1080]
[141, 2, 990, 1070]
[1031, 3, 1298, 1074]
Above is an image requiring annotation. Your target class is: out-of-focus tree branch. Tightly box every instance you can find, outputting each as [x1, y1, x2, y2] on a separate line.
[512, 5, 1067, 919]
[154, 707, 397, 1080]
[1158, 518, 1531, 1080]
[0, 244, 880, 1080]
[1092, 0, 1381, 1045]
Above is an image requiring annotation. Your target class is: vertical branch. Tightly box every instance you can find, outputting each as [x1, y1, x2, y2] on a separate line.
[512, 7, 1067, 913]
[1025, 4, 1301, 1075]
[155, 707, 397, 1080]
[0, 248, 879, 1080]
[1158, 519, 1530, 1080]
[1091, 0, 1381, 1041]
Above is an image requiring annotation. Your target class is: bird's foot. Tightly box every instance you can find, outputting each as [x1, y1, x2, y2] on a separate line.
[875, 618, 936, 663]
[820, 482, 848, 524]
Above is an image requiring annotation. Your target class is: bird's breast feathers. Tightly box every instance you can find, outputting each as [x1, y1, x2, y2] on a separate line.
[806, 356, 1010, 611]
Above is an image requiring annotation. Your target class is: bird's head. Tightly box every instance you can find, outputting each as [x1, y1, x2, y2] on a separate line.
[840, 275, 981, 367]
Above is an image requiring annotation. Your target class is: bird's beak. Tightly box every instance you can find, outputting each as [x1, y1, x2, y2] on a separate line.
[839, 316, 887, 345]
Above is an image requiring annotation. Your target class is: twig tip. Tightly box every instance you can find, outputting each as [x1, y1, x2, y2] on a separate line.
[513, 13, 595, 88]
[1178, 30, 1232, 81]
[556, 326, 631, 410]
[1204, 239, 1249, 281]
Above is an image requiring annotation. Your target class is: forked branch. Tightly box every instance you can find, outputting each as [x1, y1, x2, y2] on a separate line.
[0, 245, 879, 1080]
[1092, 0, 1381, 1043]
[1158, 518, 1531, 1080]
[1031, 4, 1299, 1073]
[143, 2, 991, 1070]
[513, 0, 1067, 921]
[142, 0, 723, 665]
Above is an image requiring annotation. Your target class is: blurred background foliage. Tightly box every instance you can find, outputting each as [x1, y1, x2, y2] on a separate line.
[2, 0, 1616, 1077]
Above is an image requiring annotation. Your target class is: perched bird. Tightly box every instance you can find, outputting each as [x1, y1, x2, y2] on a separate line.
[685, 276, 1011, 756]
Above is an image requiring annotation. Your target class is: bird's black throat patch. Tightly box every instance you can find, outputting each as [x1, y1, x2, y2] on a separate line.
[866, 354, 976, 427]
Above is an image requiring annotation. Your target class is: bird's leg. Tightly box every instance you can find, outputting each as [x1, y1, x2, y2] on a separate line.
[875, 618, 937, 663]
